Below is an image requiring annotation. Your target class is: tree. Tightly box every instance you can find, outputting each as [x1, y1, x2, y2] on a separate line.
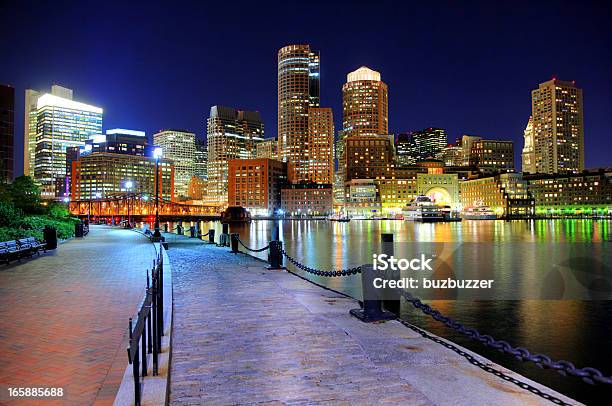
[6, 176, 44, 214]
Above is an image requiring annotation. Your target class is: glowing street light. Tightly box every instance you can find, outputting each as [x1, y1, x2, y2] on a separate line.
[125, 180, 133, 228]
[153, 147, 163, 241]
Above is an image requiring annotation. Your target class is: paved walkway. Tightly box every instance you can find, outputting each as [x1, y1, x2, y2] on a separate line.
[168, 236, 579, 406]
[0, 226, 156, 406]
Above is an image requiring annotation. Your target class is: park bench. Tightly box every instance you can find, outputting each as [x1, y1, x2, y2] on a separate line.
[0, 240, 31, 264]
[18, 237, 47, 256]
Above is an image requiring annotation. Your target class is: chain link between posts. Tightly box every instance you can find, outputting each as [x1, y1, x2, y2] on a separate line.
[236, 237, 270, 253]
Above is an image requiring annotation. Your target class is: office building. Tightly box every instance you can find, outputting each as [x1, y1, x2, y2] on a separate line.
[531, 79, 584, 174]
[207, 106, 264, 205]
[525, 171, 612, 216]
[71, 153, 174, 201]
[342, 66, 388, 138]
[281, 183, 333, 216]
[522, 116, 535, 173]
[308, 107, 334, 184]
[395, 133, 416, 166]
[410, 128, 448, 162]
[344, 134, 395, 181]
[24, 85, 74, 177]
[33, 91, 103, 198]
[460, 173, 534, 218]
[228, 158, 287, 215]
[84, 129, 149, 156]
[0, 85, 15, 182]
[194, 138, 208, 180]
[277, 44, 320, 182]
[153, 130, 196, 199]
[188, 175, 207, 200]
[470, 139, 515, 174]
[437, 143, 464, 167]
[256, 138, 278, 160]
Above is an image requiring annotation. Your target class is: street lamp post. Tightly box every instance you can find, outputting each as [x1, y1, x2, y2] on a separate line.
[152, 147, 163, 241]
[125, 180, 133, 228]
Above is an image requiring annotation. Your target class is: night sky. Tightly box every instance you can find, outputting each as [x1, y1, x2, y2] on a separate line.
[1, 0, 611, 175]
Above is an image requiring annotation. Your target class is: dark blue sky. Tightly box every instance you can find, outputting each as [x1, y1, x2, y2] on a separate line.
[1, 0, 611, 175]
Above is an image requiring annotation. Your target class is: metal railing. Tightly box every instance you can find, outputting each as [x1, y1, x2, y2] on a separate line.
[126, 247, 164, 406]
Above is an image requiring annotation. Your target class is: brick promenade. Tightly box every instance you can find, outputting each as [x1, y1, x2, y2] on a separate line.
[168, 236, 579, 406]
[0, 226, 156, 406]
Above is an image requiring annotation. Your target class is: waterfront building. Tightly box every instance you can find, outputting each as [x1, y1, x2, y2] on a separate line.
[470, 139, 515, 174]
[256, 138, 278, 160]
[460, 173, 534, 217]
[522, 116, 535, 173]
[277, 44, 320, 182]
[379, 167, 420, 215]
[344, 179, 381, 217]
[71, 152, 174, 201]
[24, 85, 74, 177]
[460, 135, 482, 166]
[33, 90, 103, 198]
[281, 183, 333, 216]
[308, 107, 334, 184]
[417, 172, 460, 210]
[0, 85, 14, 182]
[194, 138, 208, 180]
[84, 129, 149, 156]
[531, 79, 584, 174]
[207, 106, 264, 205]
[187, 176, 207, 200]
[153, 129, 196, 199]
[338, 66, 389, 190]
[525, 171, 612, 216]
[344, 134, 395, 181]
[228, 158, 287, 216]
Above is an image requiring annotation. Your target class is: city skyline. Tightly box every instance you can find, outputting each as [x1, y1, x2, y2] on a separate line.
[1, 1, 611, 177]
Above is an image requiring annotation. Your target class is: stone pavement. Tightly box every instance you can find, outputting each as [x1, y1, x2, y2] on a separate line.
[0, 225, 156, 406]
[167, 236, 580, 406]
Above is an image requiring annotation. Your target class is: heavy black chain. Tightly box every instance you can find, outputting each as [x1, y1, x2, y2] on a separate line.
[281, 249, 361, 277]
[401, 291, 612, 385]
[237, 237, 270, 252]
[396, 319, 574, 405]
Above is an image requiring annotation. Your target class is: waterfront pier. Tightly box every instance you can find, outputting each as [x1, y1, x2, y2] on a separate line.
[166, 233, 580, 405]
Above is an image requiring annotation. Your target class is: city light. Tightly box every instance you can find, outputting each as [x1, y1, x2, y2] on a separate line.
[125, 180, 133, 189]
[153, 146, 163, 159]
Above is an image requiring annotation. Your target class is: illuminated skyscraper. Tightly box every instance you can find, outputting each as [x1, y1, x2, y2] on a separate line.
[24, 85, 74, 177]
[409, 128, 448, 161]
[207, 106, 264, 205]
[338, 66, 389, 196]
[308, 108, 334, 184]
[153, 129, 196, 199]
[277, 44, 320, 182]
[194, 138, 208, 180]
[33, 91, 103, 198]
[531, 79, 584, 174]
[521, 116, 535, 173]
[0, 85, 14, 182]
[342, 66, 388, 137]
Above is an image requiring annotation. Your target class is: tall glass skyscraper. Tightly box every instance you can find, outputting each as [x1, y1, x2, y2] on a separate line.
[277, 44, 320, 182]
[207, 106, 264, 205]
[33, 91, 103, 198]
[153, 130, 196, 199]
[0, 85, 15, 182]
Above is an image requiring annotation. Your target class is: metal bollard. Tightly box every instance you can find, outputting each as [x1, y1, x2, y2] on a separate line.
[208, 229, 215, 244]
[189, 226, 195, 238]
[163, 223, 168, 232]
[350, 264, 396, 323]
[381, 233, 399, 315]
[176, 224, 183, 235]
[267, 240, 285, 270]
[230, 233, 239, 253]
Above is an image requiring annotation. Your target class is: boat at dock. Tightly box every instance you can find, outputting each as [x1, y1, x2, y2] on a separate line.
[402, 196, 445, 222]
[462, 205, 498, 220]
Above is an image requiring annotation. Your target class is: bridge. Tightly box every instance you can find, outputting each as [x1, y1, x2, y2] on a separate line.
[69, 194, 222, 221]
